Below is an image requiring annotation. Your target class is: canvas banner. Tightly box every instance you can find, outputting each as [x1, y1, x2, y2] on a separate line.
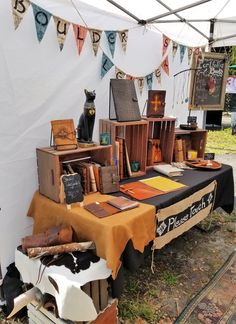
[12, 0, 31, 29]
[89, 29, 102, 56]
[31, 3, 52, 42]
[115, 67, 125, 79]
[73, 24, 87, 55]
[105, 31, 117, 58]
[179, 45, 186, 63]
[118, 30, 128, 52]
[146, 73, 153, 90]
[153, 181, 217, 250]
[155, 68, 161, 84]
[53, 17, 70, 51]
[162, 35, 170, 56]
[161, 56, 169, 76]
[188, 47, 193, 65]
[172, 41, 178, 59]
[101, 52, 114, 78]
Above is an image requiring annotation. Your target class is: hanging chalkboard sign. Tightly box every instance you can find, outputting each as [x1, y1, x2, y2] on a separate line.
[60, 173, 83, 207]
[189, 52, 228, 110]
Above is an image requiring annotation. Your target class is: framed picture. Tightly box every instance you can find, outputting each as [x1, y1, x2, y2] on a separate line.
[146, 90, 166, 117]
[189, 52, 229, 110]
[100, 132, 110, 145]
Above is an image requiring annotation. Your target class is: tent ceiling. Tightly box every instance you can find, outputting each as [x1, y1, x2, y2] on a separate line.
[76, 0, 236, 47]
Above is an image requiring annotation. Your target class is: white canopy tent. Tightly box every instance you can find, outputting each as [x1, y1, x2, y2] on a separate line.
[0, 0, 235, 275]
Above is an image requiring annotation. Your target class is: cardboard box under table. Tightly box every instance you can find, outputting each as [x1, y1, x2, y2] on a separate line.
[28, 191, 156, 280]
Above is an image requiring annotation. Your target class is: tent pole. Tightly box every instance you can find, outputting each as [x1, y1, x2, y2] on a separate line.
[106, 0, 141, 23]
[208, 19, 215, 50]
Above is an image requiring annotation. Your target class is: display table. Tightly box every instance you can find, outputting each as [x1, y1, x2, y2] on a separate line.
[27, 192, 156, 280]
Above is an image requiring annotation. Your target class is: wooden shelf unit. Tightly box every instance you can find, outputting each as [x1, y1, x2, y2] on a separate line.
[174, 128, 207, 161]
[36, 145, 112, 202]
[99, 119, 148, 178]
[143, 117, 176, 166]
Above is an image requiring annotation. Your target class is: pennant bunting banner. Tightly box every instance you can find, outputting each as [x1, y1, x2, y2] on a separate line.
[188, 47, 193, 65]
[172, 41, 178, 59]
[194, 47, 200, 64]
[73, 24, 87, 55]
[115, 67, 126, 79]
[155, 68, 161, 84]
[53, 17, 70, 51]
[146, 73, 153, 90]
[105, 31, 117, 58]
[118, 30, 128, 52]
[101, 52, 114, 78]
[161, 56, 169, 76]
[163, 35, 171, 56]
[126, 74, 135, 80]
[179, 45, 186, 63]
[200, 46, 206, 61]
[12, 0, 31, 29]
[137, 77, 145, 95]
[89, 29, 102, 56]
[31, 3, 52, 42]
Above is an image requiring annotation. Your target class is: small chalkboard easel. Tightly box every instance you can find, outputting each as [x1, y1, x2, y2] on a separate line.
[60, 173, 84, 210]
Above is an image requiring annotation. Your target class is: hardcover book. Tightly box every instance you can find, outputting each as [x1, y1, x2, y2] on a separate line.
[146, 90, 166, 117]
[51, 119, 78, 151]
[107, 196, 139, 210]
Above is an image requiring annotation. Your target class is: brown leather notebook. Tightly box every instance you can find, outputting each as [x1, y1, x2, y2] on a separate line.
[84, 202, 120, 218]
[51, 119, 78, 151]
[120, 181, 165, 200]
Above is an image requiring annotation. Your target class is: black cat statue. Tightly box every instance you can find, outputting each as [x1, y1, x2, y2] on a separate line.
[77, 89, 96, 146]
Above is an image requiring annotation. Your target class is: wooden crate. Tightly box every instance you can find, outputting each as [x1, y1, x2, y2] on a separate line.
[174, 129, 207, 161]
[36, 145, 112, 202]
[143, 117, 176, 165]
[99, 119, 148, 178]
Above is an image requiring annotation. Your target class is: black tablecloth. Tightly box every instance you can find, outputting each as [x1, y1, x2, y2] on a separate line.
[111, 164, 234, 297]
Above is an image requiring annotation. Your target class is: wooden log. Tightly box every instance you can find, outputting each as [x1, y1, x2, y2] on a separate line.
[27, 241, 95, 258]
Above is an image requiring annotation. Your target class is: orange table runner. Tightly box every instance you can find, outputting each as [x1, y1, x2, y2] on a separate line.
[28, 191, 156, 279]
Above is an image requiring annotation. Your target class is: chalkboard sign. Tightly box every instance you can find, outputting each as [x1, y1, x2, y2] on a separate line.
[61, 173, 83, 205]
[189, 52, 228, 110]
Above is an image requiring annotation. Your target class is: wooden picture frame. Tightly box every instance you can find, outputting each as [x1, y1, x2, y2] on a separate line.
[146, 90, 166, 117]
[189, 52, 228, 110]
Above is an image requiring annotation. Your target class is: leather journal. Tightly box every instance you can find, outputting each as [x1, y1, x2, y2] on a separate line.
[99, 165, 120, 194]
[51, 119, 78, 151]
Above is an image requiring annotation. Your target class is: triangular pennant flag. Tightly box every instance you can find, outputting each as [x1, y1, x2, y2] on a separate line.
[146, 73, 153, 90]
[161, 57, 169, 76]
[31, 3, 52, 42]
[89, 29, 102, 56]
[137, 78, 144, 95]
[188, 47, 193, 65]
[172, 41, 178, 59]
[73, 24, 87, 55]
[194, 47, 200, 64]
[11, 0, 30, 29]
[101, 52, 114, 78]
[155, 68, 161, 84]
[179, 45, 186, 63]
[105, 31, 117, 58]
[115, 67, 125, 79]
[126, 74, 135, 80]
[118, 30, 128, 52]
[53, 16, 70, 51]
[163, 35, 170, 56]
[200, 46, 206, 61]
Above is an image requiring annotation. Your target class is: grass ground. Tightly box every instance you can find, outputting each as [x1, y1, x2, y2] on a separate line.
[206, 128, 236, 154]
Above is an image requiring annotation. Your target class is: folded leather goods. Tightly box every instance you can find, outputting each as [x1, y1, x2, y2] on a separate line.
[107, 196, 139, 210]
[84, 202, 120, 218]
[120, 181, 165, 200]
[21, 225, 73, 253]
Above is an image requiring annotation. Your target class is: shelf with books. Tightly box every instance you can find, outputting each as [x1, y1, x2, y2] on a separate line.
[99, 119, 149, 179]
[143, 117, 176, 166]
[174, 128, 207, 162]
[36, 145, 112, 202]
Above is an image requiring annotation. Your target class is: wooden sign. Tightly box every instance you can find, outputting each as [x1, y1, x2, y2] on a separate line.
[147, 90, 166, 117]
[189, 52, 228, 110]
[60, 173, 83, 209]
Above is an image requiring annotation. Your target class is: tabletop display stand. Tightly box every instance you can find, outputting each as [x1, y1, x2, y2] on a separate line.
[143, 117, 176, 166]
[174, 128, 207, 161]
[36, 145, 112, 202]
[99, 119, 148, 179]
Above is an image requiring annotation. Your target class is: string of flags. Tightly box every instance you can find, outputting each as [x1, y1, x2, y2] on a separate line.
[12, 0, 206, 94]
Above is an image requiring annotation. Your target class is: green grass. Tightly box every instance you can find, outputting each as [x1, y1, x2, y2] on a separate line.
[161, 270, 178, 286]
[206, 128, 236, 154]
[118, 299, 156, 322]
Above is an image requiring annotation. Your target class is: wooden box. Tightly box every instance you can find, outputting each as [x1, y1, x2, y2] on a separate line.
[36, 145, 112, 202]
[99, 119, 148, 178]
[174, 129, 207, 161]
[144, 117, 176, 165]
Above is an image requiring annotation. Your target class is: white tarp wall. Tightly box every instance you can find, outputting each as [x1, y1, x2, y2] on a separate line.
[0, 0, 204, 275]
